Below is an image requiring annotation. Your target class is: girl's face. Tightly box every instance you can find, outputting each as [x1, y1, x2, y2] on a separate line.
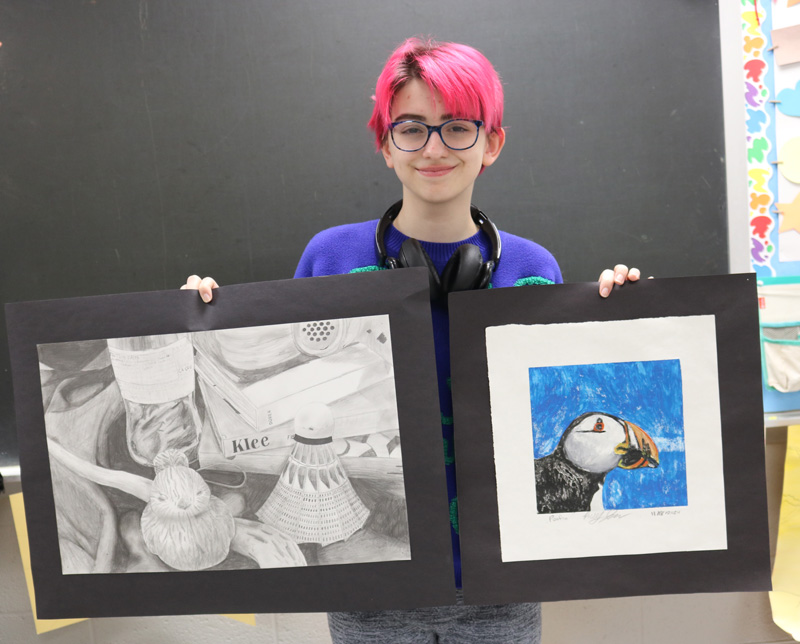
[381, 79, 504, 212]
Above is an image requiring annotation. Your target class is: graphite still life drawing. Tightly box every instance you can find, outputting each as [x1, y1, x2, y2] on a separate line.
[6, 268, 456, 618]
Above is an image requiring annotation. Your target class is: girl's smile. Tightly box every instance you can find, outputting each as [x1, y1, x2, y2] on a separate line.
[416, 165, 455, 178]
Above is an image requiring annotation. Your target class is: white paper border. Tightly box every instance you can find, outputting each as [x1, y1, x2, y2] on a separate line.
[486, 315, 727, 562]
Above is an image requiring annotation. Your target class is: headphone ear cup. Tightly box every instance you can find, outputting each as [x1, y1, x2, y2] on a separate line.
[441, 244, 484, 294]
[398, 238, 442, 300]
[475, 261, 493, 290]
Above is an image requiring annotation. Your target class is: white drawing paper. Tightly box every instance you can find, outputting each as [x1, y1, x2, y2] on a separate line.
[486, 315, 727, 562]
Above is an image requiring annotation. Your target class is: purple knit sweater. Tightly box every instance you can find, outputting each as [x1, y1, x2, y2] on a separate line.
[294, 217, 562, 586]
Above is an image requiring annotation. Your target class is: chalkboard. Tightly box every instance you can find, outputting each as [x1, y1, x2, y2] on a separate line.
[0, 0, 726, 469]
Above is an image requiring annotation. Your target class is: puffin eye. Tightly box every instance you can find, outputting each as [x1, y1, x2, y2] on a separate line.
[593, 418, 604, 432]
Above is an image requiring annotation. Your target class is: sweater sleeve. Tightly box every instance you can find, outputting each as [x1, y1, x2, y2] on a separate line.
[492, 231, 563, 288]
[293, 230, 327, 278]
[294, 221, 380, 278]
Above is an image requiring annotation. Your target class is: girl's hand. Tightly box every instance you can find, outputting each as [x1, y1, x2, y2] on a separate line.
[181, 274, 219, 303]
[598, 265, 641, 298]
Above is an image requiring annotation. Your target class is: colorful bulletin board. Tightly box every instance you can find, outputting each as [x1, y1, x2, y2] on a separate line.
[745, 0, 800, 276]
[742, 1, 800, 412]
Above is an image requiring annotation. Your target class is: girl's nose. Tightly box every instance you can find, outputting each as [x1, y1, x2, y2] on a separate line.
[422, 130, 449, 157]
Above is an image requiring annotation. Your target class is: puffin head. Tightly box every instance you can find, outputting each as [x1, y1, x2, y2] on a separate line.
[560, 412, 659, 475]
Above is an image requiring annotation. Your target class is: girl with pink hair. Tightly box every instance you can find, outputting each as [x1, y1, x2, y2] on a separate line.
[185, 36, 638, 643]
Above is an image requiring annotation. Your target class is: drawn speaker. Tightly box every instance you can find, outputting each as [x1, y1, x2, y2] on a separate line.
[292, 319, 349, 357]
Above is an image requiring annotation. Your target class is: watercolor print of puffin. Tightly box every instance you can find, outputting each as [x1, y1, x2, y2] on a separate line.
[534, 412, 660, 514]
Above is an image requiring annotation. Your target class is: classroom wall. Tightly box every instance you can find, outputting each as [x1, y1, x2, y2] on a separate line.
[0, 0, 733, 471]
[0, 432, 793, 644]
[0, 3, 789, 643]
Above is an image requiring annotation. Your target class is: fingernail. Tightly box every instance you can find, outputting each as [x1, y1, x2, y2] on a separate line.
[201, 293, 211, 303]
[615, 275, 625, 285]
[600, 287, 609, 298]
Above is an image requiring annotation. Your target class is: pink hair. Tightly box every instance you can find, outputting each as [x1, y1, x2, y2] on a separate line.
[368, 37, 504, 151]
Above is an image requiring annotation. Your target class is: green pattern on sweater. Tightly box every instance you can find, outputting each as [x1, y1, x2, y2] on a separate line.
[514, 275, 555, 286]
[443, 437, 455, 466]
[449, 498, 459, 534]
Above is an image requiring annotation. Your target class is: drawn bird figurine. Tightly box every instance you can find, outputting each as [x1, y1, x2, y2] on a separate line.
[534, 412, 659, 514]
[256, 402, 370, 546]
[140, 449, 236, 570]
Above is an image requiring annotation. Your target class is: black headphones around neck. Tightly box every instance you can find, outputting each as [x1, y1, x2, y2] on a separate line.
[375, 200, 502, 302]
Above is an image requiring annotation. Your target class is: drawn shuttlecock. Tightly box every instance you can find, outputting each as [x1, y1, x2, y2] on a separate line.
[256, 402, 370, 545]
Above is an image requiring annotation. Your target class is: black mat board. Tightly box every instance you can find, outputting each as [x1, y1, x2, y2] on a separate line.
[6, 268, 457, 618]
[450, 275, 771, 604]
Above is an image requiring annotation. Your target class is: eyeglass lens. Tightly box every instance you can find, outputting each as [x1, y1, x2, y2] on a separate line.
[392, 120, 480, 152]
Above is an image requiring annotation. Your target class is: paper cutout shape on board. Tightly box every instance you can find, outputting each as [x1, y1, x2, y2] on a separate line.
[790, 0, 800, 8]
[9, 493, 87, 635]
[779, 139, 800, 184]
[223, 614, 257, 626]
[775, 192, 800, 234]
[10, 493, 257, 630]
[777, 81, 800, 117]
[769, 425, 800, 639]
[771, 25, 800, 65]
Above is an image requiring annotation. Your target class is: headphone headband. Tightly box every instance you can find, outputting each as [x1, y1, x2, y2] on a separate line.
[375, 200, 501, 269]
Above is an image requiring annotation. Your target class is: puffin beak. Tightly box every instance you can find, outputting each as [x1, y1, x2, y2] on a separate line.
[614, 421, 659, 470]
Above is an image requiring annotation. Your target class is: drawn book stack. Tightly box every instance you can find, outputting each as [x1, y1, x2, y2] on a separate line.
[195, 318, 401, 473]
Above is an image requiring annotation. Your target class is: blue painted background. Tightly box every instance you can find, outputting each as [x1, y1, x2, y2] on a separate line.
[529, 360, 688, 510]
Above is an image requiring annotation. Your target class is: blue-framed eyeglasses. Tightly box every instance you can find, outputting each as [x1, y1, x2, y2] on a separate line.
[389, 119, 484, 152]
